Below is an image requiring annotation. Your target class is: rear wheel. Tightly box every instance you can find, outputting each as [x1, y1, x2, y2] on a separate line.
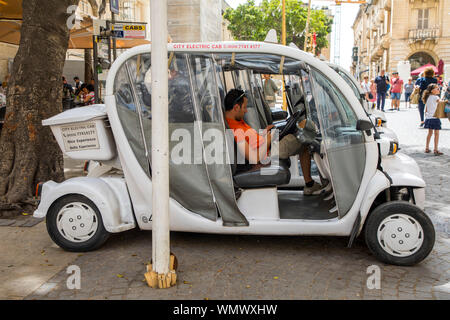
[46, 194, 110, 252]
[364, 201, 435, 266]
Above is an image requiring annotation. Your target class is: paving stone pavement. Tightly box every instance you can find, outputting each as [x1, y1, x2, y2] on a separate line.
[24, 103, 450, 300]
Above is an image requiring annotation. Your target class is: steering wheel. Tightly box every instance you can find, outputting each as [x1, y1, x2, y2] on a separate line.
[279, 109, 306, 139]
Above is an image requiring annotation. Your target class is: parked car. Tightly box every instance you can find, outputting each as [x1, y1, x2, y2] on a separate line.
[34, 42, 434, 266]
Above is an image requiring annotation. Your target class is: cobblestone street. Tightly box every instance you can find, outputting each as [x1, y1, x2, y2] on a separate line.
[22, 103, 450, 300]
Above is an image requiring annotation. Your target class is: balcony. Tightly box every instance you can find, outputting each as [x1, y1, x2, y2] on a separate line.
[408, 28, 439, 43]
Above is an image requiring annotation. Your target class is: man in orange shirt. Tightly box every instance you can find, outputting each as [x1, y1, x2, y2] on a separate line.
[224, 89, 323, 195]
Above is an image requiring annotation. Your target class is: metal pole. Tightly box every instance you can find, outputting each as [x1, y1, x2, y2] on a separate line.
[150, 0, 170, 278]
[92, 35, 99, 104]
[304, 0, 312, 51]
[112, 13, 117, 61]
[282, 0, 287, 110]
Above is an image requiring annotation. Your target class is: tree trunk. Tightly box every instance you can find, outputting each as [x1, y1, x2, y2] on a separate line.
[84, 49, 94, 84]
[0, 0, 80, 213]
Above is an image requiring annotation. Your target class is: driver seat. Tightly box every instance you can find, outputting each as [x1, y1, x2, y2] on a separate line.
[233, 159, 291, 188]
[224, 115, 291, 188]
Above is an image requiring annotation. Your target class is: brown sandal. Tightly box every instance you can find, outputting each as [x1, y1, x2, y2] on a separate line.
[434, 150, 443, 156]
[425, 148, 430, 153]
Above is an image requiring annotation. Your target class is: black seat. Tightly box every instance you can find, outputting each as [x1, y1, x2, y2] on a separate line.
[233, 159, 291, 188]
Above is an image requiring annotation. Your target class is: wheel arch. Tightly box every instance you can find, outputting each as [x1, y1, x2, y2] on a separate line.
[359, 187, 426, 237]
[34, 177, 135, 233]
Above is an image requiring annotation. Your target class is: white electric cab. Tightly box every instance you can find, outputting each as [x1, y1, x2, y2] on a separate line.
[34, 41, 434, 266]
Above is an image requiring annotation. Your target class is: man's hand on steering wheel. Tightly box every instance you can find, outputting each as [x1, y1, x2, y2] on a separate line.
[279, 109, 306, 139]
[262, 124, 275, 136]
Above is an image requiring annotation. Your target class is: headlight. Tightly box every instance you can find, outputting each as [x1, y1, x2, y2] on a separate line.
[389, 141, 399, 155]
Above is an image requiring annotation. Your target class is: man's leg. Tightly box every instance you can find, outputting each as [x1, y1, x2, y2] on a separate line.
[418, 101, 425, 124]
[278, 135, 322, 195]
[381, 92, 386, 111]
[299, 145, 312, 183]
[376, 92, 381, 110]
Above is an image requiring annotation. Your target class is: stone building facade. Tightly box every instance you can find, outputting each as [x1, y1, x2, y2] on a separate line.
[351, 0, 450, 80]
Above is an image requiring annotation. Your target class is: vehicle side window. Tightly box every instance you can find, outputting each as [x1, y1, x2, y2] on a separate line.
[287, 74, 305, 114]
[310, 69, 363, 147]
[189, 55, 221, 123]
[167, 54, 195, 123]
[300, 70, 319, 129]
[338, 71, 360, 98]
[113, 55, 151, 176]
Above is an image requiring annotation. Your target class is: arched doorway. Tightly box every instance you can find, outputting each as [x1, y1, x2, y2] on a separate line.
[408, 52, 436, 71]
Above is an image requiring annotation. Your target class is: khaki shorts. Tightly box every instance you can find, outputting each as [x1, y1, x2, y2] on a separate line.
[277, 134, 303, 159]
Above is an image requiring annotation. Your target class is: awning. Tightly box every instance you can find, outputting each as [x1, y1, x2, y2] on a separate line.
[0, 1, 150, 49]
[411, 63, 439, 76]
[0, 0, 22, 20]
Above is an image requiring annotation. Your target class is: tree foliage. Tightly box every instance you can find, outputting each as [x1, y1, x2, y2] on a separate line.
[224, 0, 333, 55]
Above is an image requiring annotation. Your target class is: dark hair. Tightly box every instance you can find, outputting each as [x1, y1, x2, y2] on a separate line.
[422, 83, 438, 104]
[86, 84, 94, 92]
[224, 89, 245, 111]
[424, 67, 435, 78]
[74, 76, 79, 81]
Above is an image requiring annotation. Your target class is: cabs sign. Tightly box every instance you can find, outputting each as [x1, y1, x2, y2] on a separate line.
[112, 23, 146, 39]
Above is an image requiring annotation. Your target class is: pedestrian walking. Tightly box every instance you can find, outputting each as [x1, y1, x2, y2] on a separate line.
[360, 75, 371, 102]
[404, 78, 414, 108]
[262, 74, 279, 108]
[415, 67, 437, 127]
[390, 72, 403, 111]
[369, 79, 377, 109]
[422, 83, 444, 155]
[374, 70, 389, 111]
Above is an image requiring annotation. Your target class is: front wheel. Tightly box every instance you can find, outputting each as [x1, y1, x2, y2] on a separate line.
[364, 201, 435, 266]
[46, 194, 110, 252]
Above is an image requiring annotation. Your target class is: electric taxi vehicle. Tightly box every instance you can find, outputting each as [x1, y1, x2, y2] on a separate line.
[34, 42, 434, 266]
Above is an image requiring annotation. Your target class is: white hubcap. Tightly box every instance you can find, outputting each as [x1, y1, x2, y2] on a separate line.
[56, 202, 98, 243]
[377, 214, 424, 257]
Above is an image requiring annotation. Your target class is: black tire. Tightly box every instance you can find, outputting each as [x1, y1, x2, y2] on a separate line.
[46, 194, 110, 252]
[364, 201, 435, 266]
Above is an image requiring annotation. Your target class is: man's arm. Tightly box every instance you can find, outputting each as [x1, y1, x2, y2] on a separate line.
[236, 132, 272, 164]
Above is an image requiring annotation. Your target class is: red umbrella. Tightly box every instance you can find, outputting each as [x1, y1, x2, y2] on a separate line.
[438, 59, 444, 75]
[410, 63, 438, 76]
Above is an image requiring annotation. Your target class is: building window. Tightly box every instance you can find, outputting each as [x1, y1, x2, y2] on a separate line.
[120, 1, 137, 21]
[79, 0, 89, 15]
[418, 9, 429, 29]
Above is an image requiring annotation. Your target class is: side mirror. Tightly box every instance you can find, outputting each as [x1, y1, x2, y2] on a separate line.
[356, 119, 373, 135]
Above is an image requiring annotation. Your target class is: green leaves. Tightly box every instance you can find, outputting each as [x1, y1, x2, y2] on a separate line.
[223, 0, 333, 54]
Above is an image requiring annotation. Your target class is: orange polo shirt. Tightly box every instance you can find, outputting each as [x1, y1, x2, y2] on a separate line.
[226, 118, 265, 150]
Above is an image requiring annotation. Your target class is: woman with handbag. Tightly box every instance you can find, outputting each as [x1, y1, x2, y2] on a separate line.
[423, 83, 444, 155]
[415, 67, 438, 127]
